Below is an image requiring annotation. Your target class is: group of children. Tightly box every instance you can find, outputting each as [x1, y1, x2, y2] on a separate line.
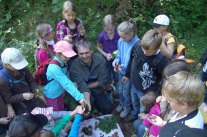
[0, 0, 207, 136]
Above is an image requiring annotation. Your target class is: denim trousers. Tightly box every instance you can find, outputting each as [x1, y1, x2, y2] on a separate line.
[133, 119, 146, 137]
[130, 84, 144, 116]
[118, 73, 131, 111]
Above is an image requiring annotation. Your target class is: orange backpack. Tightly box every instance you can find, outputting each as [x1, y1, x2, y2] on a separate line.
[165, 34, 195, 64]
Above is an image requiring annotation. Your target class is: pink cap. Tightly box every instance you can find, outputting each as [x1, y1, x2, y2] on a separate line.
[54, 41, 77, 57]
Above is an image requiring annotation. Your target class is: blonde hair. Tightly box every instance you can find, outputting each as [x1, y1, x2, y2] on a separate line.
[141, 29, 162, 50]
[162, 71, 205, 109]
[117, 20, 137, 35]
[103, 14, 115, 28]
[36, 24, 53, 38]
[63, 0, 76, 14]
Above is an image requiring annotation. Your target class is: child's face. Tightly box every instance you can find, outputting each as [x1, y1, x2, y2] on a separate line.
[154, 26, 167, 34]
[104, 25, 115, 35]
[142, 47, 158, 56]
[118, 31, 134, 42]
[43, 31, 54, 41]
[166, 96, 184, 113]
[64, 10, 76, 23]
[59, 53, 71, 63]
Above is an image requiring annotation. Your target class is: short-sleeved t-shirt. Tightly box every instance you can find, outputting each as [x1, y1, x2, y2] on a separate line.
[97, 31, 119, 54]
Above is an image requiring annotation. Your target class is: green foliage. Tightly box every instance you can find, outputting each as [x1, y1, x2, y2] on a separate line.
[0, 0, 206, 72]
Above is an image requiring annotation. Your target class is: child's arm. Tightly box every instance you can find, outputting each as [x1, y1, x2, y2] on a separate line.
[52, 106, 85, 136]
[97, 43, 113, 61]
[68, 114, 83, 137]
[160, 37, 175, 59]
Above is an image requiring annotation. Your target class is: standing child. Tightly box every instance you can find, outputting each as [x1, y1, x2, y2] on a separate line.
[112, 20, 140, 118]
[147, 71, 205, 130]
[56, 0, 86, 45]
[43, 41, 86, 111]
[124, 29, 169, 122]
[35, 24, 56, 68]
[134, 60, 191, 137]
[153, 14, 176, 59]
[97, 14, 119, 87]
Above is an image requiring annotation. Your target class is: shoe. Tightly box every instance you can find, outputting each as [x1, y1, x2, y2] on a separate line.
[116, 104, 123, 113]
[120, 109, 131, 118]
[124, 115, 137, 122]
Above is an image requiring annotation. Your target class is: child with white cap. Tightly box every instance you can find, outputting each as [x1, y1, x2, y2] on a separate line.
[153, 14, 176, 59]
[0, 48, 46, 115]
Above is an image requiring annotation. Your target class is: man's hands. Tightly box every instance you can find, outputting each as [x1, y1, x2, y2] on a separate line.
[23, 93, 34, 100]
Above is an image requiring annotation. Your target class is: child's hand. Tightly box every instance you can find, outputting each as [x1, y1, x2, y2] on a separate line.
[147, 114, 165, 127]
[156, 96, 163, 103]
[112, 60, 119, 72]
[138, 113, 147, 119]
[106, 53, 113, 61]
[63, 35, 73, 43]
[76, 105, 85, 115]
[78, 26, 86, 36]
[196, 63, 202, 69]
[122, 76, 128, 83]
[0, 117, 11, 125]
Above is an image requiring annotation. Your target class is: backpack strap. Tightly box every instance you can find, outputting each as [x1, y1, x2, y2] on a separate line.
[0, 68, 13, 88]
[46, 59, 64, 84]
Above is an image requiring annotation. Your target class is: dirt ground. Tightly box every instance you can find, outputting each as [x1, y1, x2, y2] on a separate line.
[112, 102, 135, 137]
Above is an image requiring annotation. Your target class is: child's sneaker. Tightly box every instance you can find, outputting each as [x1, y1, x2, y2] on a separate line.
[116, 104, 123, 113]
[120, 108, 131, 118]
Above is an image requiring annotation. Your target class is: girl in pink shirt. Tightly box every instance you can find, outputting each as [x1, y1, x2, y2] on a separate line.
[35, 24, 56, 68]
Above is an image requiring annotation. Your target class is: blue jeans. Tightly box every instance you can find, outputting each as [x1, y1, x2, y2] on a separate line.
[118, 73, 131, 111]
[130, 84, 144, 116]
[133, 119, 146, 137]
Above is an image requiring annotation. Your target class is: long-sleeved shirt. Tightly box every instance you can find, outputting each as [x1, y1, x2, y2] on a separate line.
[114, 35, 140, 75]
[0, 67, 46, 114]
[52, 114, 83, 137]
[126, 45, 169, 93]
[56, 19, 85, 42]
[44, 56, 84, 101]
[69, 53, 109, 94]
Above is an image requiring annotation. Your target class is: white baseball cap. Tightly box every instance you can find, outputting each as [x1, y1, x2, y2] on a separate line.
[153, 15, 170, 26]
[1, 48, 28, 70]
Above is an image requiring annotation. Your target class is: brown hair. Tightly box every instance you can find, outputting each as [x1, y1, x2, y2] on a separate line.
[141, 29, 162, 50]
[141, 91, 158, 112]
[163, 59, 191, 77]
[162, 71, 205, 109]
